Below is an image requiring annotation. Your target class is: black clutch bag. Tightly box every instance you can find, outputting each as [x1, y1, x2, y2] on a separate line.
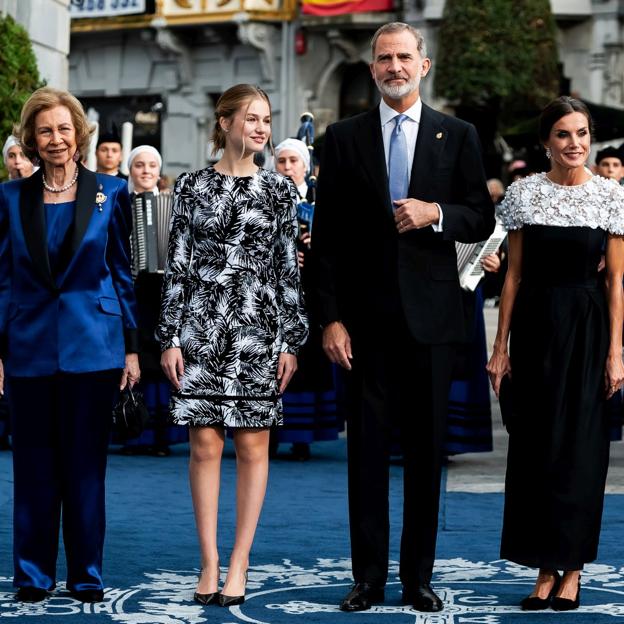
[112, 386, 150, 440]
[498, 374, 514, 434]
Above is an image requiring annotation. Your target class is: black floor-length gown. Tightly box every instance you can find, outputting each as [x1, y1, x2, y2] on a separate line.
[498, 173, 624, 570]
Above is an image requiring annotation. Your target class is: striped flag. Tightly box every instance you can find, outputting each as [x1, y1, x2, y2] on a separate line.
[302, 0, 392, 16]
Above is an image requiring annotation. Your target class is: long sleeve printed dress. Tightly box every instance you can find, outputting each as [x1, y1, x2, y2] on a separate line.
[497, 172, 624, 570]
[157, 167, 308, 428]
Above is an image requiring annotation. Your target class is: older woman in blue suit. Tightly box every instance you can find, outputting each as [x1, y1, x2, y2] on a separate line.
[0, 87, 140, 604]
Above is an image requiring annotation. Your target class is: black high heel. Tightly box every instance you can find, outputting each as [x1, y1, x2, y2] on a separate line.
[194, 564, 220, 606]
[552, 577, 581, 611]
[520, 570, 561, 611]
[218, 570, 248, 607]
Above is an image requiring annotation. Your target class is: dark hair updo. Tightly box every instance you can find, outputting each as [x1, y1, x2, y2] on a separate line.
[538, 96, 593, 143]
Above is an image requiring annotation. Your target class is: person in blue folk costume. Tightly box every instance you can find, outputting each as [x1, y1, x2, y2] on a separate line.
[118, 146, 188, 457]
[0, 87, 140, 604]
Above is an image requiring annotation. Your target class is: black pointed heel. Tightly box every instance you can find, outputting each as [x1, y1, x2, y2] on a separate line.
[218, 570, 247, 607]
[194, 590, 219, 605]
[552, 578, 581, 611]
[194, 564, 220, 606]
[520, 571, 561, 611]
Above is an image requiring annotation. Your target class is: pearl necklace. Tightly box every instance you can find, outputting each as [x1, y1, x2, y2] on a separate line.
[43, 166, 79, 193]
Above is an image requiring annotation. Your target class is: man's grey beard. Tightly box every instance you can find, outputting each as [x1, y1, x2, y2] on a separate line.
[376, 76, 419, 100]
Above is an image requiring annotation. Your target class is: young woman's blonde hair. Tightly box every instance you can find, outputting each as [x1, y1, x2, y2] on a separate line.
[211, 84, 273, 157]
[14, 87, 95, 161]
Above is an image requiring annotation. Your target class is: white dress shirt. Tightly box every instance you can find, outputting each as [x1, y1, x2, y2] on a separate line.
[379, 97, 443, 231]
[380, 97, 421, 175]
[297, 181, 308, 200]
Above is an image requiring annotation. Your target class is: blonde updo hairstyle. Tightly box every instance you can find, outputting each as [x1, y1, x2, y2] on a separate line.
[211, 84, 273, 156]
[14, 87, 95, 161]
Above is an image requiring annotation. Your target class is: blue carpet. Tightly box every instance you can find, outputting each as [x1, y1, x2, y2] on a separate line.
[2, 439, 624, 622]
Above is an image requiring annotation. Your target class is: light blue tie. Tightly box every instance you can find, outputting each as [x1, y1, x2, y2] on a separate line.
[388, 114, 409, 209]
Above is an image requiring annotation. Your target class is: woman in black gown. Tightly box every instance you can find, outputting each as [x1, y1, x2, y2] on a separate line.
[487, 97, 624, 611]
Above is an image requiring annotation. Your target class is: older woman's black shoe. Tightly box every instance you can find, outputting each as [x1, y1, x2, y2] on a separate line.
[520, 571, 560, 610]
[16, 587, 48, 602]
[69, 589, 104, 603]
[551, 579, 581, 611]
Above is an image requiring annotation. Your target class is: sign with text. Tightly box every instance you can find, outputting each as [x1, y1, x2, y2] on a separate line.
[70, 0, 147, 18]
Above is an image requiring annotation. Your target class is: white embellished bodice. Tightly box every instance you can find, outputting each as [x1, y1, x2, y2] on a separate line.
[497, 172, 624, 235]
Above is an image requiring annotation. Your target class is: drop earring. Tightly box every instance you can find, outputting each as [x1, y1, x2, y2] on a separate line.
[545, 147, 551, 159]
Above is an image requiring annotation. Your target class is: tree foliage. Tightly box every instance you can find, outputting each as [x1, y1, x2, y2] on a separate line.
[0, 13, 43, 179]
[434, 0, 559, 112]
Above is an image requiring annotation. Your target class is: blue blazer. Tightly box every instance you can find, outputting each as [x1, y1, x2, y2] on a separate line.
[0, 164, 138, 376]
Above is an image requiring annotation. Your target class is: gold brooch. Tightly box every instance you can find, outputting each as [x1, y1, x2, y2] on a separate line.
[436, 132, 443, 140]
[95, 189, 107, 212]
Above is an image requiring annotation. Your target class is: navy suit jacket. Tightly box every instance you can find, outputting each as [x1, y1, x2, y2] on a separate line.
[0, 164, 138, 376]
[312, 103, 495, 345]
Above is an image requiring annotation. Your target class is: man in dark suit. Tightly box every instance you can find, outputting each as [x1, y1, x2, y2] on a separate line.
[312, 22, 494, 613]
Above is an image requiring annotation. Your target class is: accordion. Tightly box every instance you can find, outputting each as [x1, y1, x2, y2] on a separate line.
[130, 191, 173, 275]
[455, 219, 507, 291]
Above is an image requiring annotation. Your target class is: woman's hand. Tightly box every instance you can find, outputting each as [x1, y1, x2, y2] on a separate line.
[161, 347, 184, 390]
[120, 353, 140, 390]
[605, 353, 624, 399]
[277, 352, 297, 394]
[486, 349, 512, 398]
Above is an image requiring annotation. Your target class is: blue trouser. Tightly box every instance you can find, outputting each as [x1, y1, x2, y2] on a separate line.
[8, 370, 119, 591]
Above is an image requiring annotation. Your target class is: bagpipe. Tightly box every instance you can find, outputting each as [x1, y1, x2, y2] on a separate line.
[295, 112, 316, 246]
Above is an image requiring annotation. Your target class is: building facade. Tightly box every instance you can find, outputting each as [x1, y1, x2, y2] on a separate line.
[68, 0, 624, 176]
[69, 0, 301, 178]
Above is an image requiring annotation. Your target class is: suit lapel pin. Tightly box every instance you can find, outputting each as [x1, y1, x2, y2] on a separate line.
[95, 184, 106, 212]
[436, 132, 443, 140]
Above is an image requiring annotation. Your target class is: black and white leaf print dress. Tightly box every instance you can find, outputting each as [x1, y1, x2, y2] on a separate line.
[157, 167, 309, 427]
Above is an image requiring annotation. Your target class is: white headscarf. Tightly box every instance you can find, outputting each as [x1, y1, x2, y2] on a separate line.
[2, 135, 19, 163]
[274, 138, 311, 173]
[126, 145, 162, 193]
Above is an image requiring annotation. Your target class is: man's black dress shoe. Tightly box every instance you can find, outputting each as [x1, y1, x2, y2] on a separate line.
[339, 583, 384, 612]
[551, 579, 581, 611]
[402, 583, 443, 612]
[16, 587, 48, 602]
[70, 589, 104, 603]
